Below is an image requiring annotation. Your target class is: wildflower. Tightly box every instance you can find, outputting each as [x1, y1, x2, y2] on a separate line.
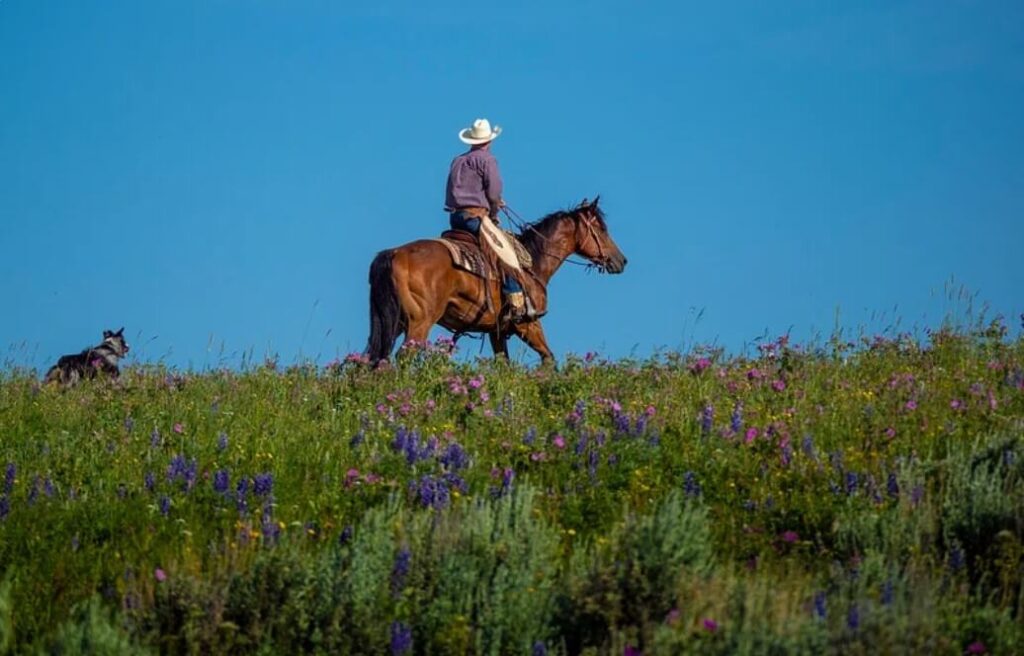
[884, 427, 896, 439]
[801, 435, 815, 459]
[3, 463, 14, 493]
[213, 469, 231, 495]
[390, 621, 413, 655]
[743, 499, 757, 512]
[124, 417, 135, 433]
[613, 412, 631, 434]
[217, 432, 229, 451]
[349, 431, 365, 448]
[27, 476, 39, 505]
[904, 400, 917, 412]
[236, 478, 250, 514]
[949, 546, 965, 571]
[0, 496, 8, 521]
[574, 434, 588, 456]
[166, 455, 197, 491]
[154, 568, 167, 582]
[689, 357, 711, 375]
[881, 579, 894, 606]
[173, 423, 184, 434]
[116, 483, 127, 499]
[730, 404, 743, 433]
[950, 398, 964, 411]
[391, 547, 411, 595]
[702, 618, 719, 632]
[965, 641, 987, 655]
[813, 591, 827, 619]
[532, 641, 548, 656]
[683, 471, 701, 497]
[338, 525, 354, 545]
[468, 375, 485, 390]
[159, 496, 171, 516]
[439, 443, 469, 470]
[886, 472, 900, 499]
[747, 368, 763, 380]
[699, 405, 714, 435]
[781, 530, 799, 543]
[624, 647, 641, 656]
[552, 435, 566, 450]
[253, 472, 274, 497]
[780, 442, 793, 467]
[847, 604, 860, 630]
[845, 471, 859, 496]
[771, 379, 786, 392]
[144, 471, 155, 492]
[523, 427, 537, 446]
[744, 427, 758, 443]
[412, 474, 450, 509]
[150, 429, 161, 448]
[910, 485, 924, 506]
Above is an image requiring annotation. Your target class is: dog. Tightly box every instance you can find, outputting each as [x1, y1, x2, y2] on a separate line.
[45, 328, 130, 386]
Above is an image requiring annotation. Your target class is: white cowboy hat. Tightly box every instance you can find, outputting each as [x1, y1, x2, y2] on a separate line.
[459, 118, 502, 145]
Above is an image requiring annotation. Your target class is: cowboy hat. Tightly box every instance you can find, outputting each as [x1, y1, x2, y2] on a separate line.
[459, 118, 502, 145]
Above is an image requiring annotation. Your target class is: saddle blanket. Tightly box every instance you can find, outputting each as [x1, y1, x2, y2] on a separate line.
[434, 231, 497, 280]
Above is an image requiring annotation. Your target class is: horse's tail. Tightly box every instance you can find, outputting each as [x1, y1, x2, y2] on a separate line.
[366, 249, 404, 363]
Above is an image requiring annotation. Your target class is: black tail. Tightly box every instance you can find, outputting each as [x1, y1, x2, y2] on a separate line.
[365, 249, 404, 363]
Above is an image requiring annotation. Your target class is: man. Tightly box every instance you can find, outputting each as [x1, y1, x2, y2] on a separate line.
[445, 118, 535, 322]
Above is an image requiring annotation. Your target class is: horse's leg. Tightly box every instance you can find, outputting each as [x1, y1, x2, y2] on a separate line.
[489, 331, 509, 359]
[392, 249, 446, 348]
[513, 321, 555, 364]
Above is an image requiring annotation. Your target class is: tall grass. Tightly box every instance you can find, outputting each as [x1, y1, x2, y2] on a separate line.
[0, 322, 1022, 654]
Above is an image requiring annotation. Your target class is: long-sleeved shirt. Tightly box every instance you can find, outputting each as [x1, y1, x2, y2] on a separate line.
[445, 147, 503, 212]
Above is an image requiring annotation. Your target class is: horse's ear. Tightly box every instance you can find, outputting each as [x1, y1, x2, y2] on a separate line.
[592, 195, 600, 207]
[103, 330, 113, 338]
[580, 197, 589, 208]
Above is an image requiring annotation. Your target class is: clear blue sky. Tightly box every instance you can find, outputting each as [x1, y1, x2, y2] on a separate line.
[2, 1, 1022, 369]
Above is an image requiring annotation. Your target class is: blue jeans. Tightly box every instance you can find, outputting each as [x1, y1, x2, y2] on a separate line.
[449, 212, 522, 294]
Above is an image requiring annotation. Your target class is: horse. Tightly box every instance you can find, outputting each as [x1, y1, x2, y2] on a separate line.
[365, 197, 627, 363]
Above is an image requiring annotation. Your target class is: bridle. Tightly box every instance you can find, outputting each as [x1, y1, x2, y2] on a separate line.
[501, 205, 611, 270]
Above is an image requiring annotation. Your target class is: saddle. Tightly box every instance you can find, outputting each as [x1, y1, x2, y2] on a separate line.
[435, 230, 497, 280]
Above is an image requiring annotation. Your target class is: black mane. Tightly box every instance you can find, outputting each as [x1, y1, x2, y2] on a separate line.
[516, 203, 607, 254]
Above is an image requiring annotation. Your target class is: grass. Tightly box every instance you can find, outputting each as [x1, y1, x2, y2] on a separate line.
[0, 321, 1022, 654]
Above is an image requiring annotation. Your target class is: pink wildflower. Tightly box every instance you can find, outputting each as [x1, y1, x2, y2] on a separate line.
[745, 427, 759, 444]
[154, 568, 167, 582]
[771, 379, 786, 392]
[905, 400, 917, 411]
[781, 530, 799, 543]
[965, 641, 987, 655]
[702, 618, 719, 632]
[552, 435, 566, 449]
[173, 423, 184, 434]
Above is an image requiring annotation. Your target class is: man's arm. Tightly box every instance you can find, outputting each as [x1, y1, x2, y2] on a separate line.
[482, 155, 504, 216]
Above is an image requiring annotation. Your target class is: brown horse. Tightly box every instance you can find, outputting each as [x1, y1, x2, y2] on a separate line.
[365, 197, 627, 363]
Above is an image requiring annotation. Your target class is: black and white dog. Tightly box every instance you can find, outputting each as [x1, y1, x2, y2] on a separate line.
[45, 328, 130, 386]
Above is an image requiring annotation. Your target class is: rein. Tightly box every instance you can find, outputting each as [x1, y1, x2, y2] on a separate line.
[500, 205, 601, 270]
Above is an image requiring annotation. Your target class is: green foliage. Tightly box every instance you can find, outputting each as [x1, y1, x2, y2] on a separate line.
[0, 327, 1023, 653]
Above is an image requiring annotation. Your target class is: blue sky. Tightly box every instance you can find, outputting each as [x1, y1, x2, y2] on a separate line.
[2, 1, 1022, 369]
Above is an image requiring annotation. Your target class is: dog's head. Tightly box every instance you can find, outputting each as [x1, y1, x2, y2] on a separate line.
[102, 327, 130, 357]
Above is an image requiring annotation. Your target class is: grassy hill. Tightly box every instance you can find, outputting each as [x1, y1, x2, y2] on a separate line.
[1, 324, 1022, 654]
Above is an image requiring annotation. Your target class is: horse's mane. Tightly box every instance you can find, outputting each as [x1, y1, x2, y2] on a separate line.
[516, 203, 607, 253]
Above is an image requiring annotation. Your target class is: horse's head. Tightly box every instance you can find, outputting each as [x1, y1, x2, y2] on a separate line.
[570, 197, 627, 274]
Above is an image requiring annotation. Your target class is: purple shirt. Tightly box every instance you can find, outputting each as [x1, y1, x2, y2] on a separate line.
[445, 147, 503, 212]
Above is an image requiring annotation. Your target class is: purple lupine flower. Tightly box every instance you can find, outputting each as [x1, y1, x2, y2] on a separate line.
[412, 475, 450, 509]
[217, 432, 229, 451]
[253, 472, 274, 497]
[338, 525, 354, 545]
[390, 621, 413, 655]
[949, 546, 965, 571]
[588, 449, 599, 479]
[497, 467, 514, 498]
[27, 476, 40, 505]
[613, 412, 631, 434]
[801, 435, 816, 459]
[391, 547, 411, 595]
[633, 414, 648, 436]
[166, 455, 197, 491]
[730, 403, 743, 433]
[532, 641, 547, 656]
[845, 471, 859, 496]
[881, 579, 894, 606]
[683, 471, 701, 497]
[349, 431, 365, 449]
[887, 473, 900, 499]
[965, 641, 988, 655]
[911, 485, 924, 506]
[150, 429, 161, 448]
[574, 434, 588, 456]
[813, 591, 827, 619]
[236, 478, 250, 515]
[523, 427, 537, 446]
[144, 471, 155, 492]
[261, 514, 280, 545]
[699, 405, 714, 435]
[4, 463, 15, 493]
[159, 496, 171, 516]
[43, 477, 55, 498]
[439, 443, 469, 470]
[213, 469, 231, 495]
[0, 496, 9, 521]
[116, 484, 127, 499]
[829, 450, 843, 471]
[124, 417, 135, 433]
[847, 605, 859, 630]
[781, 443, 793, 467]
